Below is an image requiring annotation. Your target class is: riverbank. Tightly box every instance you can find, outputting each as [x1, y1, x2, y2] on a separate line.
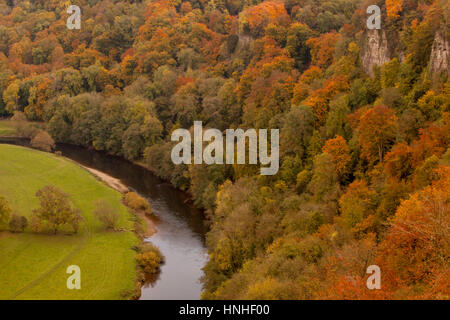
[1, 122, 208, 300]
[0, 144, 140, 299]
[81, 165, 157, 239]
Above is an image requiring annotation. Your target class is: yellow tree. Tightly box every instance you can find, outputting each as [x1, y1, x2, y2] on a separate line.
[356, 105, 398, 164]
[322, 135, 351, 180]
[378, 166, 450, 298]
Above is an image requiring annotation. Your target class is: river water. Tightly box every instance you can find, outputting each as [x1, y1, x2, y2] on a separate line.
[0, 138, 208, 300]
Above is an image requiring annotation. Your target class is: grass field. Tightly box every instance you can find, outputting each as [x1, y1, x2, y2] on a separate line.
[0, 120, 15, 136]
[0, 144, 140, 300]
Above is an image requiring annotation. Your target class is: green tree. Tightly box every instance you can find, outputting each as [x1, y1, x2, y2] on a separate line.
[32, 186, 82, 234]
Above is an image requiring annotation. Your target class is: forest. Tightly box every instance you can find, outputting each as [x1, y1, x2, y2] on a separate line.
[0, 0, 448, 299]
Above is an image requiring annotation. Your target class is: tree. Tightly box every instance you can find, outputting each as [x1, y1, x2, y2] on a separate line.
[322, 135, 351, 180]
[94, 199, 121, 230]
[280, 105, 314, 159]
[384, 143, 413, 180]
[308, 153, 341, 202]
[124, 192, 152, 214]
[31, 130, 55, 152]
[122, 123, 145, 160]
[286, 23, 314, 71]
[338, 180, 377, 230]
[356, 105, 398, 164]
[11, 111, 38, 138]
[3, 80, 20, 113]
[136, 243, 164, 274]
[32, 186, 82, 234]
[306, 32, 339, 68]
[386, 0, 403, 18]
[238, 2, 289, 38]
[377, 166, 450, 298]
[0, 196, 12, 228]
[9, 213, 27, 233]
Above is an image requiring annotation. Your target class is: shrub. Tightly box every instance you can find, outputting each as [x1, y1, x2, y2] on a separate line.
[31, 130, 55, 152]
[0, 196, 12, 227]
[11, 111, 39, 138]
[136, 243, 164, 274]
[9, 214, 28, 233]
[94, 199, 121, 230]
[125, 192, 152, 213]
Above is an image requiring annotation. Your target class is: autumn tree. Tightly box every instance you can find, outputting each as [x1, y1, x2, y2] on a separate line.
[355, 105, 398, 164]
[136, 243, 164, 274]
[322, 135, 352, 181]
[124, 192, 152, 214]
[338, 180, 377, 231]
[31, 130, 55, 152]
[377, 166, 450, 298]
[32, 186, 83, 234]
[306, 32, 339, 69]
[238, 2, 290, 38]
[386, 0, 403, 18]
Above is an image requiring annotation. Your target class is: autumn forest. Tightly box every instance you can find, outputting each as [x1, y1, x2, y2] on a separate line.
[0, 0, 449, 299]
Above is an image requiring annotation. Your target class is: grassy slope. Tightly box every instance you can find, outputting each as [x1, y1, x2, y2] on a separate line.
[0, 144, 139, 300]
[0, 120, 15, 136]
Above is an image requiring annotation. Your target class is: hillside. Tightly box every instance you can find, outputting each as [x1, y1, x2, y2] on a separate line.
[0, 0, 448, 299]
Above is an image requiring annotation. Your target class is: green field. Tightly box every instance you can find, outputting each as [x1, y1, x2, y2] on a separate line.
[0, 144, 139, 300]
[0, 120, 15, 137]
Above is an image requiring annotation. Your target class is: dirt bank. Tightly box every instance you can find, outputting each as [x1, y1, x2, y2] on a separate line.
[82, 166, 130, 193]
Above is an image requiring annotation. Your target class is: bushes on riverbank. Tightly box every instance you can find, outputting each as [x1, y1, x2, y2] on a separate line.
[136, 243, 164, 274]
[125, 192, 152, 215]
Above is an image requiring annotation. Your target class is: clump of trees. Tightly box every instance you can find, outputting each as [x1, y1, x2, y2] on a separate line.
[0, 196, 27, 233]
[136, 243, 164, 274]
[31, 186, 83, 234]
[10, 112, 39, 138]
[9, 213, 28, 233]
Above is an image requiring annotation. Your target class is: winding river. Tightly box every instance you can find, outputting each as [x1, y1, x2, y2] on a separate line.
[1, 138, 208, 300]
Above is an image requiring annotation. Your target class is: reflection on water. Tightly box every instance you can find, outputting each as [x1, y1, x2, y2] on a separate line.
[1, 139, 208, 300]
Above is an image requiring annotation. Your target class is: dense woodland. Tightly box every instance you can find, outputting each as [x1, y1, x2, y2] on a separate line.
[0, 0, 448, 299]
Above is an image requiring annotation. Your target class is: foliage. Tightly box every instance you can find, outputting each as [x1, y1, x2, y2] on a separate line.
[32, 185, 83, 234]
[0, 195, 12, 227]
[0, 0, 448, 300]
[9, 213, 27, 233]
[136, 243, 164, 274]
[0, 144, 138, 299]
[124, 192, 152, 214]
[31, 130, 55, 152]
[94, 199, 121, 230]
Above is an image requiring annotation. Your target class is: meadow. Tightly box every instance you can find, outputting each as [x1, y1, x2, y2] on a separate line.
[0, 144, 139, 299]
[0, 120, 14, 137]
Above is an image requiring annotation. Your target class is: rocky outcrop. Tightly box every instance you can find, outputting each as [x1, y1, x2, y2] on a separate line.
[362, 29, 391, 76]
[429, 31, 449, 75]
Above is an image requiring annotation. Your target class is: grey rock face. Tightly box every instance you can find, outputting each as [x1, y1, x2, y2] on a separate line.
[362, 29, 391, 76]
[430, 31, 449, 75]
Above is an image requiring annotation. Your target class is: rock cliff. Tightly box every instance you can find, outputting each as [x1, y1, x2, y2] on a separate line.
[429, 31, 449, 75]
[362, 29, 391, 76]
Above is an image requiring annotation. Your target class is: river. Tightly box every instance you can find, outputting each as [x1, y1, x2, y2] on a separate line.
[0, 138, 208, 300]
